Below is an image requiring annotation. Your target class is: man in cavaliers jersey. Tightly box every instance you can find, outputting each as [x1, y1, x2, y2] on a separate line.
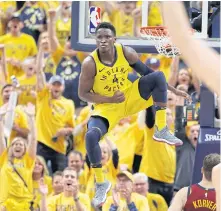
[169, 153, 220, 211]
[212, 163, 221, 211]
[79, 22, 189, 208]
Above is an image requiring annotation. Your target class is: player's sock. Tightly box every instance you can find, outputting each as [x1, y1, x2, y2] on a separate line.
[93, 164, 105, 183]
[155, 106, 167, 130]
[85, 127, 105, 183]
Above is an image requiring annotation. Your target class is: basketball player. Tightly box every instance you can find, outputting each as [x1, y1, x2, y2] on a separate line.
[168, 153, 220, 211]
[162, 2, 220, 96]
[79, 22, 189, 208]
[212, 163, 221, 211]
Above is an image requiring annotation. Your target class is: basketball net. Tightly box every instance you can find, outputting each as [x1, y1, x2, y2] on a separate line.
[140, 26, 181, 58]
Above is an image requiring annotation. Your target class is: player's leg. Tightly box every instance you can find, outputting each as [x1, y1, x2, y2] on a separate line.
[86, 116, 111, 207]
[138, 71, 183, 145]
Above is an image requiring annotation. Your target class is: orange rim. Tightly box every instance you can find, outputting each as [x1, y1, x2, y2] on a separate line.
[140, 26, 168, 36]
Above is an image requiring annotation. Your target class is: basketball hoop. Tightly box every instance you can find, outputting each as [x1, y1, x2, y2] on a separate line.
[140, 26, 180, 58]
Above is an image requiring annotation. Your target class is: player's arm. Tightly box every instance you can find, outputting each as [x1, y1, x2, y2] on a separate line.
[123, 46, 154, 75]
[79, 57, 124, 104]
[162, 2, 220, 96]
[168, 187, 188, 211]
[36, 40, 46, 92]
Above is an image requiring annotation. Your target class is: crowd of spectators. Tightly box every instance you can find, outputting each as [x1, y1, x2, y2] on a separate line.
[0, 1, 217, 211]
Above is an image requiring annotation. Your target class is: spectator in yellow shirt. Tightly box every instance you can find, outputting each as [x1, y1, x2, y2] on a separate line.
[0, 15, 38, 82]
[36, 39, 75, 173]
[0, 1, 16, 36]
[18, 56, 37, 106]
[32, 156, 53, 210]
[39, 167, 91, 211]
[133, 172, 168, 211]
[103, 171, 150, 211]
[0, 103, 37, 211]
[51, 171, 63, 196]
[48, 9, 86, 112]
[68, 150, 88, 193]
[56, 1, 72, 47]
[0, 84, 29, 143]
[104, 2, 139, 36]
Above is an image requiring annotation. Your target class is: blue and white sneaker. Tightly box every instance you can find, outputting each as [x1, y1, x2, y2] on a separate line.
[92, 180, 112, 208]
[153, 126, 183, 146]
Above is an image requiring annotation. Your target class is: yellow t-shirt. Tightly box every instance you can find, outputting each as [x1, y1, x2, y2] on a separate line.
[47, 192, 91, 211]
[9, 106, 29, 144]
[114, 122, 143, 171]
[56, 18, 71, 47]
[147, 193, 168, 211]
[43, 54, 57, 76]
[103, 192, 150, 211]
[33, 175, 53, 210]
[107, 9, 135, 36]
[90, 43, 132, 98]
[0, 150, 35, 206]
[18, 75, 37, 106]
[74, 106, 91, 157]
[0, 33, 38, 82]
[78, 168, 89, 194]
[36, 87, 75, 154]
[139, 127, 176, 183]
[0, 2, 17, 36]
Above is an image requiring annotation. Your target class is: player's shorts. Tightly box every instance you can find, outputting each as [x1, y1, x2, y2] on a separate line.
[91, 78, 154, 132]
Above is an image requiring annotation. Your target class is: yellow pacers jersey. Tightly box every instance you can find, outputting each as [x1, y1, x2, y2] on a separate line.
[56, 18, 71, 47]
[139, 127, 176, 183]
[0, 150, 35, 206]
[147, 193, 168, 211]
[18, 75, 37, 106]
[103, 193, 150, 211]
[47, 192, 91, 211]
[36, 87, 75, 154]
[9, 106, 29, 144]
[33, 175, 53, 210]
[78, 168, 89, 193]
[91, 43, 131, 97]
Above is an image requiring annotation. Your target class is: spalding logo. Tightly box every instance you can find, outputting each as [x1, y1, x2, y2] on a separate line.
[205, 130, 221, 141]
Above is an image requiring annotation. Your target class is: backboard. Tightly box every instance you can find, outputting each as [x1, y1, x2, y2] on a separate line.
[71, 1, 220, 53]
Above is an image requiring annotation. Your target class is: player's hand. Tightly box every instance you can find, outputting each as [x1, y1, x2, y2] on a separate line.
[110, 91, 125, 103]
[48, 9, 57, 20]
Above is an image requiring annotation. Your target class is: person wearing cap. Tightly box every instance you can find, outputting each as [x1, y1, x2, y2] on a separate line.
[0, 13, 37, 82]
[103, 171, 150, 211]
[36, 38, 75, 173]
[133, 173, 168, 211]
[47, 9, 87, 115]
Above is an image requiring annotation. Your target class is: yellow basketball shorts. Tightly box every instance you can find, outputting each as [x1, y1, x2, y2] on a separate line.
[91, 79, 154, 132]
